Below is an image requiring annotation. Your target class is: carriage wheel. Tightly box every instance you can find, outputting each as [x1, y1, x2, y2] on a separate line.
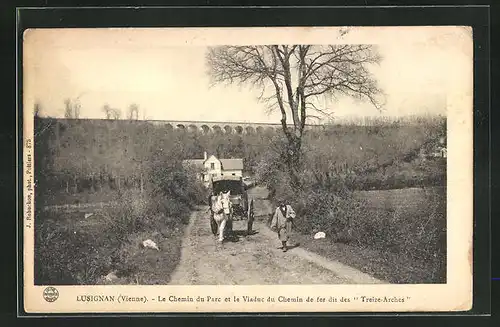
[210, 214, 218, 235]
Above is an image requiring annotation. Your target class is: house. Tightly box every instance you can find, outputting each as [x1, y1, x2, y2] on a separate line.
[432, 146, 447, 158]
[418, 142, 447, 160]
[183, 152, 244, 187]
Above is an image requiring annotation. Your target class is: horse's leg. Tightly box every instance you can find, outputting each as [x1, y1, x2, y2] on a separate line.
[218, 218, 227, 242]
[215, 219, 220, 239]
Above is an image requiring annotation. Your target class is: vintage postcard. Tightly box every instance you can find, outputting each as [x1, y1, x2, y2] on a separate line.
[22, 26, 473, 313]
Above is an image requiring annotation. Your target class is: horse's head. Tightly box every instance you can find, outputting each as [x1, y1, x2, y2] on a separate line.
[221, 190, 230, 200]
[212, 193, 223, 213]
[221, 191, 231, 214]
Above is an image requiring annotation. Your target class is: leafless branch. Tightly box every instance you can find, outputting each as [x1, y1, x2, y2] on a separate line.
[206, 43, 385, 178]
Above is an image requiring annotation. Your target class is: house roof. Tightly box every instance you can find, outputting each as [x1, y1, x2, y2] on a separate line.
[183, 156, 244, 171]
[220, 159, 243, 170]
[182, 159, 205, 169]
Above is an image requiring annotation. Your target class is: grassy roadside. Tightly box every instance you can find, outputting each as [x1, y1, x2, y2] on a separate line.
[255, 212, 441, 284]
[34, 209, 187, 285]
[259, 186, 446, 284]
[293, 235, 445, 284]
[96, 227, 186, 285]
[34, 190, 195, 285]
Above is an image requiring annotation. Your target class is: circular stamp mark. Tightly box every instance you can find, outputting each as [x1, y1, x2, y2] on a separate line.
[43, 287, 59, 302]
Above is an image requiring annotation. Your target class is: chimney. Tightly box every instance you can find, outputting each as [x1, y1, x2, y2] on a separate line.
[204, 151, 208, 161]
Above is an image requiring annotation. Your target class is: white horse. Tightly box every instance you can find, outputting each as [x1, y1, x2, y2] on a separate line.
[211, 191, 232, 242]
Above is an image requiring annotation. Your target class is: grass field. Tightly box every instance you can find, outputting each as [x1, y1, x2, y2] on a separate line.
[294, 186, 446, 284]
[354, 186, 445, 212]
[35, 193, 187, 285]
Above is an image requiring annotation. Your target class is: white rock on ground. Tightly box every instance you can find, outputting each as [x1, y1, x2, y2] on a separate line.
[314, 232, 326, 240]
[142, 239, 160, 251]
[104, 271, 118, 282]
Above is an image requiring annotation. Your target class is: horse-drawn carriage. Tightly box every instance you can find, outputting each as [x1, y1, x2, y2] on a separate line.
[208, 175, 254, 241]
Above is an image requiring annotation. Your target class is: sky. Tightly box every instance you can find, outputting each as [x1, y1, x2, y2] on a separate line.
[23, 26, 472, 123]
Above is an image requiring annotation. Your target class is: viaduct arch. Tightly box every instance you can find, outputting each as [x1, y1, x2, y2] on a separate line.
[146, 120, 320, 135]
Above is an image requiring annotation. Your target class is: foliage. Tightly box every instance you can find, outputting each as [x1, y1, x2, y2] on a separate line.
[254, 115, 446, 280]
[34, 109, 446, 284]
[34, 180, 203, 285]
[34, 117, 277, 206]
[35, 113, 445, 204]
[145, 145, 208, 219]
[287, 186, 446, 262]
[34, 116, 211, 285]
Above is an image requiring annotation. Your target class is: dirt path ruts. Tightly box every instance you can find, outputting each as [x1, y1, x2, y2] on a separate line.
[168, 208, 384, 285]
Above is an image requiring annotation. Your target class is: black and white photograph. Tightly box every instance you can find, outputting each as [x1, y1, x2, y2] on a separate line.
[22, 26, 473, 313]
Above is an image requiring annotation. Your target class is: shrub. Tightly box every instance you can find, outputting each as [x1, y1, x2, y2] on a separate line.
[99, 190, 150, 243]
[257, 132, 446, 273]
[146, 147, 207, 207]
[289, 188, 367, 243]
[34, 137, 208, 285]
[290, 184, 445, 262]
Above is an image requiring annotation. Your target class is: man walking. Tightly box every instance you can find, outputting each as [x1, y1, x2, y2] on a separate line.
[270, 200, 297, 252]
[247, 198, 255, 235]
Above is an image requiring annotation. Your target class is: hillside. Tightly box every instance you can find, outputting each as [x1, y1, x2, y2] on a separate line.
[34, 115, 446, 205]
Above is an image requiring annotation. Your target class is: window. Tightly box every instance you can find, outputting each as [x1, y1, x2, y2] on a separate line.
[210, 163, 215, 169]
[232, 173, 235, 176]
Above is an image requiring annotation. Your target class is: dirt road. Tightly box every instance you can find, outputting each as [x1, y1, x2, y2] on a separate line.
[169, 194, 383, 285]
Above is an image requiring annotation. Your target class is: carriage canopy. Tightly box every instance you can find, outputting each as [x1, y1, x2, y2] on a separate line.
[211, 175, 245, 195]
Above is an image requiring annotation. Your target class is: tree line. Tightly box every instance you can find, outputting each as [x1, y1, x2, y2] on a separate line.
[34, 108, 445, 207]
[33, 114, 276, 206]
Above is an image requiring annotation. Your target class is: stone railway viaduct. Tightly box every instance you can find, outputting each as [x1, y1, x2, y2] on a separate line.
[145, 119, 324, 134]
[58, 118, 326, 134]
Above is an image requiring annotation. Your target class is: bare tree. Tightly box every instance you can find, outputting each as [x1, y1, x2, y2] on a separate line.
[34, 101, 42, 117]
[63, 98, 81, 118]
[102, 104, 122, 120]
[74, 102, 81, 118]
[64, 99, 73, 118]
[206, 43, 385, 186]
[128, 103, 139, 120]
[111, 108, 122, 120]
[102, 104, 112, 119]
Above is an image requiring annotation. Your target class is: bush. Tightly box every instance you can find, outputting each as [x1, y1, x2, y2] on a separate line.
[274, 183, 446, 266]
[34, 184, 198, 285]
[99, 190, 150, 243]
[147, 147, 207, 207]
[257, 132, 446, 270]
[34, 138, 208, 285]
[287, 188, 366, 242]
